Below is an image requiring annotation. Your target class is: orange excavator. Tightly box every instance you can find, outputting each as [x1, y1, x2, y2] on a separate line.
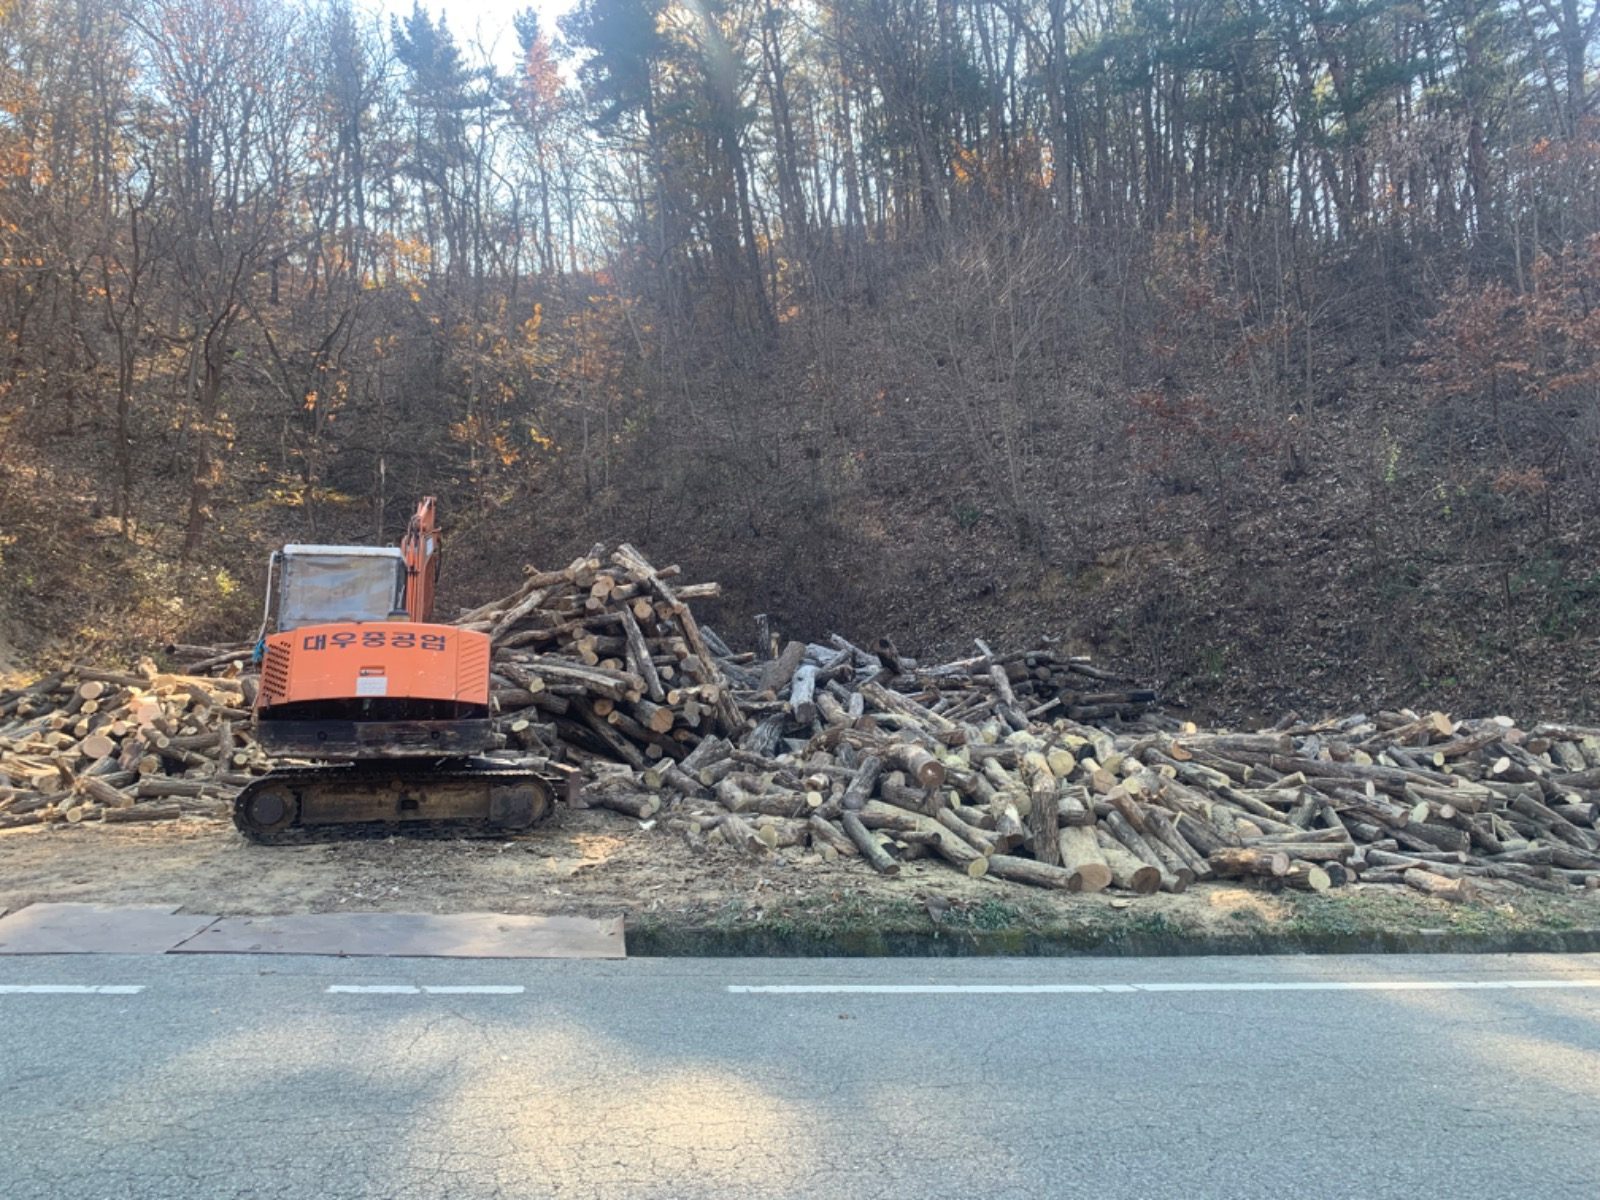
[233, 498, 556, 843]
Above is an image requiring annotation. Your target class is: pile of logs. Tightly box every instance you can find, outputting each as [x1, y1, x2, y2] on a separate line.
[458, 542, 749, 767]
[0, 663, 268, 828]
[5, 540, 1600, 904]
[580, 671, 1600, 901]
[468, 546, 1600, 900]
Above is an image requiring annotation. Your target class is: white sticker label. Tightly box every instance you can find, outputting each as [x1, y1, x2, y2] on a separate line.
[355, 675, 389, 697]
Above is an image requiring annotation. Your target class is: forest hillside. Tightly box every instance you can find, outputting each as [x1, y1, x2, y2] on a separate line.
[0, 0, 1596, 722]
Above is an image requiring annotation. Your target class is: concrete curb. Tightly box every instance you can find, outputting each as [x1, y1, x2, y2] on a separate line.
[627, 923, 1600, 958]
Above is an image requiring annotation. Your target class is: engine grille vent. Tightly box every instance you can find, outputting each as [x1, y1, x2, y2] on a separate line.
[457, 635, 490, 700]
[262, 642, 291, 703]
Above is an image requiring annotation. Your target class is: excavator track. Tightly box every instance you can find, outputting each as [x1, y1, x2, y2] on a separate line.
[233, 758, 557, 845]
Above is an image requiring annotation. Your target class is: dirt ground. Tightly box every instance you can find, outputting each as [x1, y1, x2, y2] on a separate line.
[0, 808, 1156, 924]
[3, 808, 1597, 951]
[0, 809, 744, 921]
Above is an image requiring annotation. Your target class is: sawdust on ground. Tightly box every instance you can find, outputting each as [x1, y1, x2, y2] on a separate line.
[0, 808, 1243, 931]
[3, 809, 1587, 940]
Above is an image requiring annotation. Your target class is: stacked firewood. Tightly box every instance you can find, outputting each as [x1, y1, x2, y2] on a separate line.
[458, 542, 748, 768]
[0, 663, 269, 828]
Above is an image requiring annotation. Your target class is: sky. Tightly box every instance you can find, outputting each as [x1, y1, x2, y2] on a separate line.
[369, 0, 580, 69]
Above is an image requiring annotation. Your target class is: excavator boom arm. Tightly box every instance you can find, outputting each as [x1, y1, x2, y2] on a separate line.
[400, 496, 440, 623]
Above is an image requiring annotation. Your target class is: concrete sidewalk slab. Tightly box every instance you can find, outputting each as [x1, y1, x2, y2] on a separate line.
[0, 903, 220, 954]
[170, 911, 626, 958]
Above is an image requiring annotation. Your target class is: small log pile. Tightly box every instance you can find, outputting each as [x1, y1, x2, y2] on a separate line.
[0, 662, 269, 828]
[5, 540, 1599, 904]
[457, 542, 748, 767]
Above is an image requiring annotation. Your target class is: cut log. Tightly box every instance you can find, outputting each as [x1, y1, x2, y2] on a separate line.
[936, 807, 998, 856]
[883, 742, 946, 790]
[758, 640, 807, 695]
[78, 733, 116, 760]
[789, 663, 818, 725]
[1278, 862, 1333, 892]
[591, 791, 660, 820]
[1094, 830, 1162, 894]
[135, 778, 215, 799]
[841, 810, 899, 875]
[630, 699, 676, 735]
[808, 815, 859, 857]
[990, 800, 1026, 852]
[985, 854, 1078, 890]
[102, 803, 183, 822]
[1020, 750, 1060, 866]
[78, 776, 133, 810]
[1208, 847, 1291, 878]
[1104, 809, 1188, 892]
[856, 802, 988, 877]
[1403, 868, 1477, 902]
[1142, 805, 1213, 880]
[1056, 825, 1112, 892]
[718, 812, 769, 856]
[842, 755, 882, 812]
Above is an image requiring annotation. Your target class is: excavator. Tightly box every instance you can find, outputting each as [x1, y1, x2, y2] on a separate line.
[232, 498, 557, 843]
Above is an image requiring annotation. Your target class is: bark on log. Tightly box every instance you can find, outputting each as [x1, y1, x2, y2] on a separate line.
[856, 801, 988, 877]
[789, 664, 818, 725]
[719, 812, 768, 856]
[883, 742, 946, 790]
[1094, 830, 1162, 894]
[842, 755, 883, 812]
[841, 810, 899, 875]
[935, 807, 998, 856]
[1207, 847, 1292, 878]
[985, 854, 1079, 890]
[102, 803, 183, 822]
[1056, 825, 1112, 892]
[1403, 868, 1477, 902]
[808, 815, 859, 857]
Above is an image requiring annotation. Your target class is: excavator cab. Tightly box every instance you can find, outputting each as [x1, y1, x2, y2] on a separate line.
[234, 499, 554, 843]
[274, 546, 410, 630]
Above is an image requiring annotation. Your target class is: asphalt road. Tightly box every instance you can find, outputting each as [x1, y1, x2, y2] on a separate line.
[3, 951, 1599, 1199]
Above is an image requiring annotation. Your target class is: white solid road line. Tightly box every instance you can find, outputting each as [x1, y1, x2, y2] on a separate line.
[325, 984, 526, 995]
[0, 985, 144, 995]
[729, 979, 1600, 996]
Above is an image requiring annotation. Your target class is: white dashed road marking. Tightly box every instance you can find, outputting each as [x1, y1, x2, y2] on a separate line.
[0, 985, 144, 995]
[326, 984, 526, 995]
[421, 985, 526, 995]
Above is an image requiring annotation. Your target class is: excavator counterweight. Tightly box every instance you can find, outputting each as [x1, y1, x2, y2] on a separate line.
[234, 499, 556, 843]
